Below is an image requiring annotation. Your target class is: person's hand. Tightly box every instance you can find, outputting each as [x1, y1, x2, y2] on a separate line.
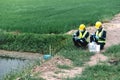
[95, 36, 99, 39]
[91, 33, 94, 36]
[73, 35, 76, 37]
[80, 39, 83, 43]
[74, 37, 78, 40]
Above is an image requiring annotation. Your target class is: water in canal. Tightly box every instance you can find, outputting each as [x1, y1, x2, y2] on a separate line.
[0, 57, 29, 80]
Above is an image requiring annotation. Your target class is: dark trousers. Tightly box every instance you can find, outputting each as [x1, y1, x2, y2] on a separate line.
[98, 43, 105, 50]
[90, 35, 105, 50]
[73, 38, 88, 48]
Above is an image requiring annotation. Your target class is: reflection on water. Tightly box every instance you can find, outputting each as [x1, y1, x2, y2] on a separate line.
[0, 57, 29, 80]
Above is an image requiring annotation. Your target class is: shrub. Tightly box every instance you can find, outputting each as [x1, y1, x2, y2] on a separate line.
[0, 31, 69, 54]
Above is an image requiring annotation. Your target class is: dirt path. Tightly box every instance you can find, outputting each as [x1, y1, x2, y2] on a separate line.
[0, 50, 41, 60]
[32, 13, 120, 80]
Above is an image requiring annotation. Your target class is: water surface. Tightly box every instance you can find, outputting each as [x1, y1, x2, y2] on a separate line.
[0, 57, 29, 80]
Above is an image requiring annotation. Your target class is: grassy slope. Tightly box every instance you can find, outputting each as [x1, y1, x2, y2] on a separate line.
[66, 64, 120, 80]
[3, 35, 93, 80]
[4, 42, 120, 80]
[0, 0, 120, 33]
[65, 44, 120, 80]
[0, 30, 69, 53]
[58, 37, 93, 66]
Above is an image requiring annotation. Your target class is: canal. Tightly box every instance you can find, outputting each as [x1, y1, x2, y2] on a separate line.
[0, 57, 29, 80]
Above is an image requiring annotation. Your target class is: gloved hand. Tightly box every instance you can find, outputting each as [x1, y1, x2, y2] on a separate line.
[73, 35, 76, 37]
[95, 36, 99, 40]
[91, 33, 94, 36]
[80, 39, 83, 43]
[74, 37, 78, 41]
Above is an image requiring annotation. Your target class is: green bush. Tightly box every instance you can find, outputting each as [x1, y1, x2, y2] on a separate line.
[0, 31, 69, 54]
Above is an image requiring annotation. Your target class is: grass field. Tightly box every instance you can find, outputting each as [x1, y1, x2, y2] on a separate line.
[1, 0, 120, 79]
[0, 0, 120, 34]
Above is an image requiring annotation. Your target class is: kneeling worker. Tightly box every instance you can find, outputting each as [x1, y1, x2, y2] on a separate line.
[90, 21, 106, 50]
[73, 24, 89, 48]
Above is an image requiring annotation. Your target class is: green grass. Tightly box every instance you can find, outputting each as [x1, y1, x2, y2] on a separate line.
[65, 64, 120, 80]
[0, 0, 120, 34]
[58, 49, 92, 66]
[65, 45, 120, 80]
[58, 37, 93, 66]
[0, 30, 69, 54]
[105, 44, 120, 54]
[57, 65, 72, 70]
[104, 44, 120, 59]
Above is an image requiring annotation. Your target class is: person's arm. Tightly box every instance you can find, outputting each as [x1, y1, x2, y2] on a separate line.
[73, 30, 79, 37]
[99, 30, 106, 40]
[84, 32, 89, 39]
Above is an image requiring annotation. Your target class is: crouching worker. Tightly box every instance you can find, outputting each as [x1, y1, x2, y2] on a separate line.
[73, 24, 89, 48]
[90, 21, 106, 50]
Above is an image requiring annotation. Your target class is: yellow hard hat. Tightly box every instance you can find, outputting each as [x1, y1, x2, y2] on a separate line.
[95, 21, 102, 29]
[79, 24, 85, 31]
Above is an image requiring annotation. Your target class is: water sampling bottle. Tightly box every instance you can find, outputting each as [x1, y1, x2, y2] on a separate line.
[89, 42, 100, 53]
[89, 42, 96, 52]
